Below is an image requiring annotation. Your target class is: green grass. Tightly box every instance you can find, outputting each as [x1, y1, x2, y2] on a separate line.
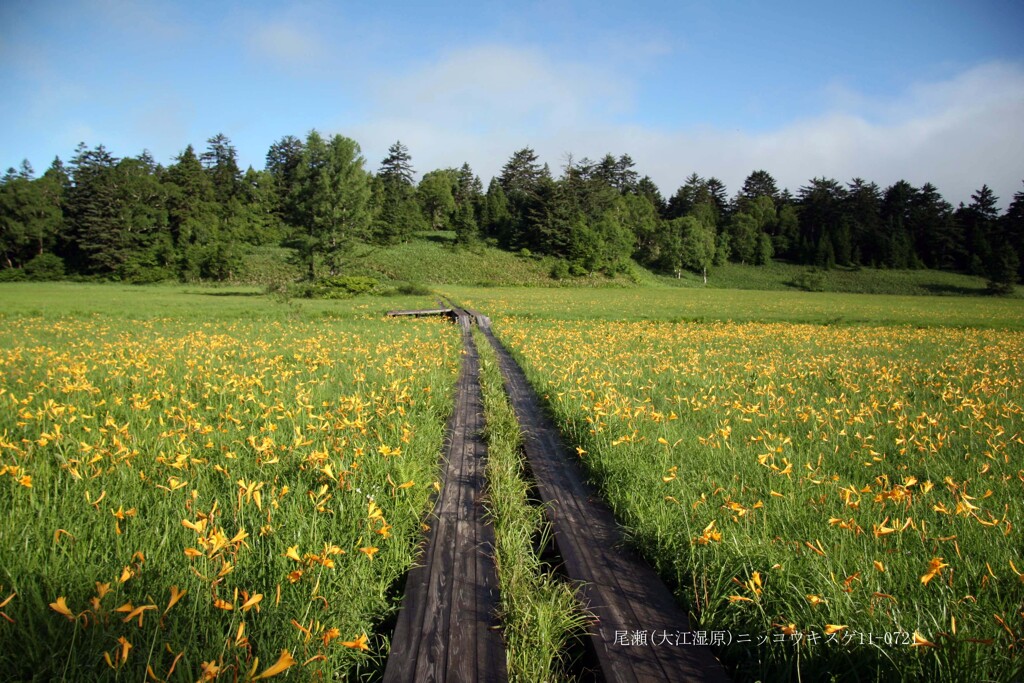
[443, 285, 1024, 330]
[238, 245, 304, 285]
[340, 237, 640, 288]
[241, 234, 1013, 299]
[475, 329, 589, 682]
[0, 281, 441, 321]
[0, 293, 461, 680]
[3, 278, 1022, 680]
[669, 260, 1009, 297]
[486, 316, 1024, 682]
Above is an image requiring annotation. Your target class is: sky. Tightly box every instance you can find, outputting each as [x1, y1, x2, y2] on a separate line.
[2, 0, 1023, 207]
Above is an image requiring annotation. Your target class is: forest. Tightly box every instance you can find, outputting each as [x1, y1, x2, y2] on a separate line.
[1, 132, 1021, 294]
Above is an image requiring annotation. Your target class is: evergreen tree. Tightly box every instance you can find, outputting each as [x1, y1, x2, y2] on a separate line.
[164, 145, 228, 279]
[880, 181, 918, 268]
[706, 177, 730, 223]
[666, 173, 705, 219]
[453, 200, 479, 245]
[115, 154, 173, 281]
[379, 141, 416, 186]
[525, 176, 576, 256]
[984, 240, 1019, 295]
[593, 154, 619, 189]
[201, 133, 241, 205]
[64, 144, 119, 273]
[235, 168, 282, 245]
[736, 170, 779, 211]
[498, 147, 544, 198]
[164, 146, 216, 238]
[774, 203, 800, 259]
[956, 185, 999, 274]
[844, 179, 883, 266]
[910, 183, 957, 269]
[498, 147, 545, 247]
[1002, 182, 1024, 280]
[614, 154, 639, 193]
[265, 134, 305, 224]
[373, 141, 422, 244]
[635, 175, 665, 214]
[454, 163, 483, 208]
[797, 178, 846, 267]
[292, 131, 371, 279]
[480, 178, 512, 243]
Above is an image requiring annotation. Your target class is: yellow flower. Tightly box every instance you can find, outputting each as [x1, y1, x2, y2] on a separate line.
[341, 633, 370, 651]
[212, 597, 234, 611]
[165, 585, 186, 614]
[49, 596, 75, 621]
[921, 557, 949, 585]
[911, 631, 937, 648]
[241, 593, 263, 612]
[251, 650, 297, 680]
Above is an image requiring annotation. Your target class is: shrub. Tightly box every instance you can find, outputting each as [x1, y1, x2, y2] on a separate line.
[791, 268, 827, 292]
[568, 261, 588, 277]
[0, 267, 26, 282]
[550, 260, 570, 281]
[322, 275, 380, 295]
[298, 275, 382, 299]
[395, 282, 432, 296]
[23, 253, 66, 281]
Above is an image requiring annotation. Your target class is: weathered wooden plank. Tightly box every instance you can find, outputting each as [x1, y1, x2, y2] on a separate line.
[386, 308, 454, 317]
[413, 504, 456, 682]
[478, 321, 730, 683]
[384, 310, 506, 683]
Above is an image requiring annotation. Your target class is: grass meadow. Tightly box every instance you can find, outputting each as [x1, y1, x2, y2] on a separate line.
[443, 284, 1024, 329]
[0, 285, 459, 680]
[450, 285, 1024, 681]
[2, 281, 1022, 681]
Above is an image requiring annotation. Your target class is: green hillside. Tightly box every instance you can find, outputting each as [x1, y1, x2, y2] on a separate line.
[240, 234, 1012, 298]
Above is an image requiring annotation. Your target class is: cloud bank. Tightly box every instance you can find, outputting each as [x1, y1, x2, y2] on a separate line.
[350, 47, 1024, 206]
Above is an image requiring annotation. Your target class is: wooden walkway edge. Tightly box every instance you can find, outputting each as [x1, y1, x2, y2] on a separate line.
[475, 317, 731, 683]
[383, 309, 507, 682]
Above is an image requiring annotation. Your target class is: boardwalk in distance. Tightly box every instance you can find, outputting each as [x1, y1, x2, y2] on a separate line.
[383, 310, 506, 682]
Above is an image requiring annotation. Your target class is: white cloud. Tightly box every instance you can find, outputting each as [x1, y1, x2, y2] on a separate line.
[370, 45, 632, 132]
[351, 48, 1024, 206]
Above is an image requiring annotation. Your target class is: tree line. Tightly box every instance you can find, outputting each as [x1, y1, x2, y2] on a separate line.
[1, 132, 1021, 292]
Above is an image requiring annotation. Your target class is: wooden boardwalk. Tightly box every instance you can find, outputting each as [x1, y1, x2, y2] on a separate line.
[383, 309, 507, 682]
[476, 316, 730, 683]
[386, 307, 457, 320]
[384, 302, 729, 682]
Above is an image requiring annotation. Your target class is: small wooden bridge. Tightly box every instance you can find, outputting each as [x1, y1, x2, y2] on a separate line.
[384, 304, 728, 682]
[386, 307, 458, 321]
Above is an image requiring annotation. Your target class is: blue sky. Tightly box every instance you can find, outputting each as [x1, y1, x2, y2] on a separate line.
[2, 0, 1023, 206]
